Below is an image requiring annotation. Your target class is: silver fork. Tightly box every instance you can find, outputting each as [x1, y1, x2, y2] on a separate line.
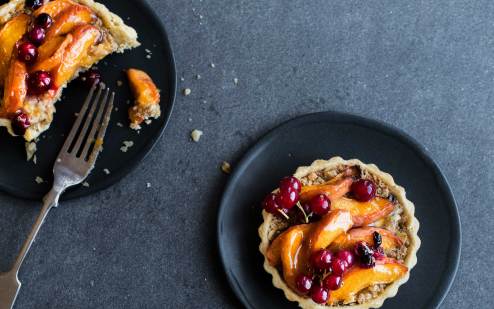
[0, 83, 114, 309]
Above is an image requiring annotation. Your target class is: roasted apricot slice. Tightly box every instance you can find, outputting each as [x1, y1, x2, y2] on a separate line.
[308, 210, 353, 253]
[278, 225, 311, 290]
[52, 25, 100, 87]
[127, 68, 161, 106]
[45, 4, 95, 39]
[328, 259, 408, 304]
[34, 0, 77, 18]
[2, 60, 28, 116]
[32, 35, 73, 73]
[36, 35, 67, 62]
[266, 224, 311, 267]
[0, 14, 30, 86]
[331, 197, 394, 226]
[329, 227, 403, 252]
[300, 177, 353, 203]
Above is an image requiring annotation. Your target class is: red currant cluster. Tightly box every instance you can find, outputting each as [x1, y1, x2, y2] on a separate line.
[261, 176, 302, 218]
[295, 249, 355, 304]
[261, 176, 334, 221]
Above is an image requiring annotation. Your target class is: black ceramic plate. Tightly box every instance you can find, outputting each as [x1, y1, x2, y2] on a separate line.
[0, 0, 176, 200]
[218, 112, 461, 309]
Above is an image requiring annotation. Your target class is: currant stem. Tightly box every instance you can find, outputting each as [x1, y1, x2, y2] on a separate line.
[277, 208, 289, 220]
[296, 201, 309, 223]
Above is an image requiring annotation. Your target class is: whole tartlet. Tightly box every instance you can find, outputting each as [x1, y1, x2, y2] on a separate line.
[258, 157, 420, 308]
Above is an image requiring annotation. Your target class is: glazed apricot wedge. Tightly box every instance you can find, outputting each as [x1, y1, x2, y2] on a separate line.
[300, 177, 353, 203]
[2, 60, 28, 116]
[45, 4, 95, 39]
[0, 14, 30, 86]
[34, 0, 76, 18]
[266, 224, 311, 267]
[329, 227, 403, 252]
[331, 197, 394, 227]
[31, 34, 73, 73]
[278, 225, 311, 290]
[53, 25, 100, 87]
[328, 259, 408, 304]
[37, 36, 67, 62]
[308, 210, 353, 253]
[127, 69, 161, 106]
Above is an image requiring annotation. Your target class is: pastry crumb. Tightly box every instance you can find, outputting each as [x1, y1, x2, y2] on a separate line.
[26, 142, 37, 162]
[116, 122, 124, 127]
[221, 161, 231, 174]
[103, 168, 110, 175]
[233, 78, 239, 85]
[82, 182, 90, 187]
[35, 176, 44, 184]
[146, 182, 151, 188]
[191, 129, 203, 142]
[120, 141, 134, 152]
[210, 62, 215, 68]
[183, 88, 191, 96]
[196, 74, 201, 79]
[116, 80, 123, 87]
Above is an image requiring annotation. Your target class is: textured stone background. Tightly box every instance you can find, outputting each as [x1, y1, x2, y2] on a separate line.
[1, 0, 493, 308]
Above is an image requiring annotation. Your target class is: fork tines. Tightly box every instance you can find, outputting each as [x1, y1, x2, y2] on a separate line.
[61, 83, 114, 163]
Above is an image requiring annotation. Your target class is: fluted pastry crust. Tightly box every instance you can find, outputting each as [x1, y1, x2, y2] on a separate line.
[258, 157, 421, 308]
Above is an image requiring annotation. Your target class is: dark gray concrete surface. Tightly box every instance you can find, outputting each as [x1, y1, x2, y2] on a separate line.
[1, 0, 493, 308]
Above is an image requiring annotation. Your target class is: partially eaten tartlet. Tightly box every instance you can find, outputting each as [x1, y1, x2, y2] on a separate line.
[258, 157, 420, 308]
[0, 0, 139, 141]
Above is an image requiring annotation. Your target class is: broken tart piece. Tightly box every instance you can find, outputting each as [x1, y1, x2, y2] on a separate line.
[0, 0, 139, 141]
[127, 68, 161, 130]
[258, 157, 420, 308]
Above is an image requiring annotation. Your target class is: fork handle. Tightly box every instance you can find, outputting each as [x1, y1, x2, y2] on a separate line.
[11, 187, 62, 275]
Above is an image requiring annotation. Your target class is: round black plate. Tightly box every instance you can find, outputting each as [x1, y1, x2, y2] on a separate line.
[0, 0, 176, 200]
[218, 112, 461, 309]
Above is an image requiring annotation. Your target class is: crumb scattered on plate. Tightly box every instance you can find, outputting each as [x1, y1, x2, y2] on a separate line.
[117, 80, 123, 87]
[196, 74, 201, 79]
[146, 182, 151, 188]
[191, 129, 203, 142]
[210, 63, 215, 68]
[183, 88, 191, 96]
[103, 168, 110, 175]
[82, 182, 90, 187]
[233, 78, 239, 85]
[120, 141, 134, 152]
[117, 122, 124, 127]
[35, 176, 44, 184]
[26, 142, 37, 162]
[221, 161, 232, 174]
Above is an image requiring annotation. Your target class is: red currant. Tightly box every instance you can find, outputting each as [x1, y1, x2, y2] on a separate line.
[276, 186, 299, 209]
[79, 69, 101, 87]
[17, 42, 37, 64]
[35, 13, 53, 29]
[331, 258, 347, 276]
[310, 284, 329, 304]
[295, 274, 313, 294]
[28, 71, 52, 95]
[323, 274, 342, 290]
[262, 193, 281, 215]
[351, 179, 376, 202]
[27, 26, 46, 45]
[11, 111, 30, 136]
[336, 250, 355, 268]
[309, 194, 331, 216]
[280, 176, 301, 193]
[310, 249, 333, 270]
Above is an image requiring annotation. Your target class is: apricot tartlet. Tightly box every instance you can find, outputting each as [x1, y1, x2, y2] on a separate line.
[0, 0, 139, 141]
[258, 157, 420, 308]
[127, 68, 160, 130]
